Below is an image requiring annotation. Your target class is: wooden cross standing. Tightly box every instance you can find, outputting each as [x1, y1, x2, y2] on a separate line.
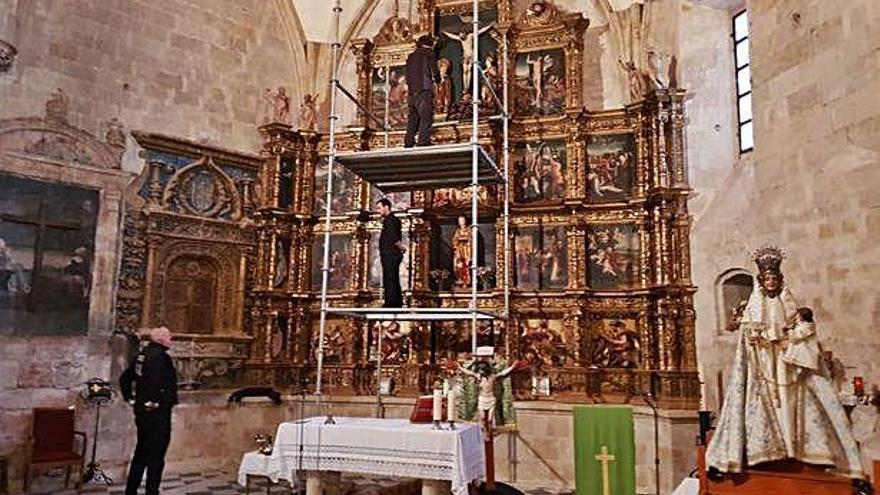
[595, 445, 616, 495]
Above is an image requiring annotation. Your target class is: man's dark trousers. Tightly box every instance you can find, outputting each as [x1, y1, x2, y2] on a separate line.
[125, 408, 172, 495]
[404, 90, 434, 147]
[381, 253, 403, 307]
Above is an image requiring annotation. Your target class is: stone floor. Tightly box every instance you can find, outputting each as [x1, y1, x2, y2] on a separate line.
[26, 469, 573, 495]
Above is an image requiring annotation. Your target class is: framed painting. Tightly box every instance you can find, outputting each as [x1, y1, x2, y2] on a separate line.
[513, 48, 566, 117]
[313, 157, 357, 215]
[586, 134, 636, 202]
[587, 317, 641, 369]
[436, 7, 499, 105]
[309, 318, 350, 364]
[371, 65, 409, 129]
[370, 186, 411, 211]
[518, 318, 571, 367]
[368, 320, 414, 365]
[586, 224, 640, 290]
[514, 224, 567, 290]
[368, 228, 411, 292]
[311, 234, 352, 292]
[513, 139, 566, 204]
[0, 173, 99, 335]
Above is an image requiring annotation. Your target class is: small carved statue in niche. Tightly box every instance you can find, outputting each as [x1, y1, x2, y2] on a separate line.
[297, 93, 317, 131]
[434, 58, 452, 115]
[45, 88, 69, 123]
[452, 215, 471, 288]
[104, 117, 126, 147]
[272, 86, 291, 123]
[617, 59, 646, 103]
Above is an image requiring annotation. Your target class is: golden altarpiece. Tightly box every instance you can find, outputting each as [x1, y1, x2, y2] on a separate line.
[115, 0, 697, 408]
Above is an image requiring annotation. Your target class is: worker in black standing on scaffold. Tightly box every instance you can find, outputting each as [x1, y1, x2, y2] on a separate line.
[376, 198, 405, 307]
[404, 34, 439, 147]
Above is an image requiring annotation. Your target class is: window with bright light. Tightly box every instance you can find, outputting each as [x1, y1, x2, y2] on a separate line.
[733, 10, 753, 153]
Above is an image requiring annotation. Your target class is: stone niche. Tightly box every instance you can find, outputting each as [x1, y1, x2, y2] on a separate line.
[117, 132, 263, 388]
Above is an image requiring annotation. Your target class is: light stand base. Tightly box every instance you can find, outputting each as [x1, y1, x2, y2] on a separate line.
[82, 463, 112, 485]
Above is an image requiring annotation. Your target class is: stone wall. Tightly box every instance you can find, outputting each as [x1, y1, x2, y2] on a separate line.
[690, 0, 880, 464]
[0, 0, 299, 160]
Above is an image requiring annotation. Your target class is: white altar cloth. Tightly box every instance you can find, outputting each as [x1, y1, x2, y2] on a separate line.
[265, 416, 485, 495]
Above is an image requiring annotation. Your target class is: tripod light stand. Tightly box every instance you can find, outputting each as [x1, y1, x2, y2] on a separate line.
[81, 378, 114, 485]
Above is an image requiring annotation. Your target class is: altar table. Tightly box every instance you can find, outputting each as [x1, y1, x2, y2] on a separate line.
[264, 416, 485, 495]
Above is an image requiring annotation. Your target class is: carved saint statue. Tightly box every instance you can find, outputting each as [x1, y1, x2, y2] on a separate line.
[272, 86, 291, 123]
[297, 93, 317, 131]
[618, 59, 646, 103]
[706, 246, 869, 488]
[442, 19, 495, 98]
[452, 216, 471, 288]
[434, 58, 452, 115]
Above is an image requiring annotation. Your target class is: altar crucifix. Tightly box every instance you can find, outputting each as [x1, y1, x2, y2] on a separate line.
[595, 445, 616, 495]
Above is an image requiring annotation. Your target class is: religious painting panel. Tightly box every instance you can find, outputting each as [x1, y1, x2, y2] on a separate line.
[513, 139, 566, 204]
[311, 234, 352, 292]
[586, 134, 636, 202]
[368, 228, 411, 292]
[513, 48, 566, 117]
[432, 320, 496, 361]
[436, 6, 499, 106]
[429, 217, 496, 292]
[517, 317, 571, 367]
[0, 173, 98, 335]
[370, 186, 411, 211]
[309, 318, 352, 364]
[430, 184, 497, 211]
[587, 316, 641, 369]
[371, 65, 409, 129]
[313, 157, 356, 215]
[514, 224, 567, 290]
[368, 320, 414, 365]
[586, 223, 640, 290]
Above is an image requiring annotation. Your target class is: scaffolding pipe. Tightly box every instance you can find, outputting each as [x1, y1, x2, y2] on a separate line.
[469, 0, 480, 355]
[316, 0, 344, 398]
[502, 30, 511, 356]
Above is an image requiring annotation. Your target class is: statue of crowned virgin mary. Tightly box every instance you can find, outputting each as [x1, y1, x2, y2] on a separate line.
[707, 246, 870, 489]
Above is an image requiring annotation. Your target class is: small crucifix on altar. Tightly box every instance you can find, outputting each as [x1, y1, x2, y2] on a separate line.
[595, 445, 616, 495]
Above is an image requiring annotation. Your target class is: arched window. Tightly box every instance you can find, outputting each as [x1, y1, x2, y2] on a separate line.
[715, 268, 754, 334]
[163, 256, 218, 334]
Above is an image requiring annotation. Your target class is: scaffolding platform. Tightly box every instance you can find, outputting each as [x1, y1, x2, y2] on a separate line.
[325, 307, 502, 321]
[334, 143, 502, 193]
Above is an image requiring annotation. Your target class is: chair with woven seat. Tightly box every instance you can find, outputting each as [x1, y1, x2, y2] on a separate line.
[25, 408, 86, 494]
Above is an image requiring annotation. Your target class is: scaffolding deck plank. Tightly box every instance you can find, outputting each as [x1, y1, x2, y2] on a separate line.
[334, 143, 501, 193]
[325, 307, 502, 321]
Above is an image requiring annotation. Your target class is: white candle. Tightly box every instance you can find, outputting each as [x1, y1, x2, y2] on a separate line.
[432, 388, 443, 421]
[442, 379, 449, 397]
[447, 388, 456, 422]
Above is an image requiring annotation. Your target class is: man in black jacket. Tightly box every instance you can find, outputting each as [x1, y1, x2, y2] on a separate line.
[377, 198, 405, 307]
[120, 327, 178, 495]
[404, 35, 439, 147]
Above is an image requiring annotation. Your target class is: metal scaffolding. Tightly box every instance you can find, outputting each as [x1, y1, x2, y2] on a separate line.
[315, 0, 511, 402]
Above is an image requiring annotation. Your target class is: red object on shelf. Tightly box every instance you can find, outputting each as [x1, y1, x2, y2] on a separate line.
[409, 395, 447, 423]
[854, 376, 865, 397]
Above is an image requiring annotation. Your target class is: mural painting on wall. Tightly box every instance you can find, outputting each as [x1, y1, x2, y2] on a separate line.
[429, 219, 495, 292]
[433, 320, 498, 361]
[518, 318, 570, 367]
[514, 48, 566, 116]
[586, 134, 636, 201]
[589, 317, 640, 368]
[436, 8, 498, 105]
[314, 157, 356, 215]
[369, 320, 413, 365]
[368, 230, 411, 292]
[371, 65, 409, 128]
[514, 225, 567, 290]
[310, 318, 349, 364]
[586, 224, 640, 289]
[312, 234, 352, 291]
[513, 140, 566, 204]
[0, 173, 98, 334]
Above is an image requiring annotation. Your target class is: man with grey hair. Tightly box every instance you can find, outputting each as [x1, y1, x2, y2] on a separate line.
[119, 327, 178, 495]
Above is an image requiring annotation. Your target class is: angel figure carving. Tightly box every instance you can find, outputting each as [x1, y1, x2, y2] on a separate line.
[297, 93, 317, 131]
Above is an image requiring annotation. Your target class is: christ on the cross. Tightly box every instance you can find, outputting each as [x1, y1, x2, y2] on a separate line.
[442, 19, 495, 99]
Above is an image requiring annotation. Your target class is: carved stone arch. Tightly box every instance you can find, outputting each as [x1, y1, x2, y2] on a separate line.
[714, 267, 754, 335]
[0, 116, 124, 170]
[151, 241, 241, 335]
[161, 156, 243, 221]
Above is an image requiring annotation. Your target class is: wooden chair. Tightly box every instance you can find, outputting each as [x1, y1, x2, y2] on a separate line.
[24, 408, 86, 494]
